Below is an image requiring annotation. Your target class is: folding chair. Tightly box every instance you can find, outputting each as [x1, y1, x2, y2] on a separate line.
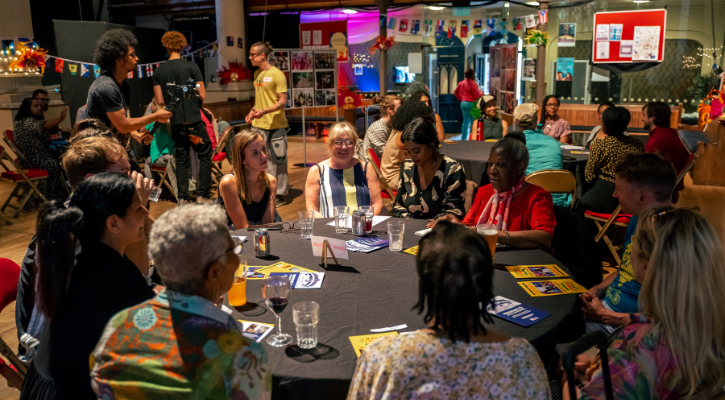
[365, 148, 397, 213]
[525, 169, 577, 209]
[584, 205, 631, 265]
[0, 144, 48, 218]
[150, 165, 177, 201]
[211, 126, 234, 184]
[0, 258, 27, 390]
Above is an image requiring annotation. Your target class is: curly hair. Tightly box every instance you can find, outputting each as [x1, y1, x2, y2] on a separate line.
[161, 31, 187, 52]
[391, 99, 434, 132]
[94, 29, 138, 72]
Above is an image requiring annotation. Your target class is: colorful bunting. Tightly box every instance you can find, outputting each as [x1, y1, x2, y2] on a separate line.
[423, 20, 432, 36]
[473, 20, 483, 35]
[69, 63, 77, 76]
[54, 58, 64, 73]
[127, 70, 133, 79]
[93, 65, 101, 78]
[525, 14, 538, 29]
[80, 63, 89, 77]
[460, 20, 469, 37]
[137, 65, 143, 78]
[448, 20, 457, 38]
[379, 15, 387, 27]
[1, 40, 14, 55]
[387, 17, 397, 30]
[435, 20, 445, 38]
[538, 10, 548, 24]
[411, 20, 420, 35]
[514, 17, 522, 31]
[399, 19, 408, 33]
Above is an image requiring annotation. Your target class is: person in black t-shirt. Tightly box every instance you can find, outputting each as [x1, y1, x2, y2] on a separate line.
[152, 31, 212, 205]
[87, 29, 172, 147]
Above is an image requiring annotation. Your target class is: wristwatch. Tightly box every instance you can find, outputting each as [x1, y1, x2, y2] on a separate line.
[262, 110, 268, 115]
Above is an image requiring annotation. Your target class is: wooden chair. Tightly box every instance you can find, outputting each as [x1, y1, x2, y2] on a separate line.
[365, 149, 396, 214]
[0, 142, 48, 218]
[0, 258, 26, 390]
[525, 169, 577, 208]
[211, 126, 234, 184]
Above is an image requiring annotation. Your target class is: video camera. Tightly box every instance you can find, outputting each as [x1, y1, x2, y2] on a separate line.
[148, 78, 201, 135]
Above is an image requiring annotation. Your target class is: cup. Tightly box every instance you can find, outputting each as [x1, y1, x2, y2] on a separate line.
[298, 210, 315, 240]
[476, 223, 499, 261]
[359, 206, 374, 234]
[228, 255, 248, 306]
[293, 301, 319, 349]
[387, 220, 405, 251]
[334, 206, 350, 234]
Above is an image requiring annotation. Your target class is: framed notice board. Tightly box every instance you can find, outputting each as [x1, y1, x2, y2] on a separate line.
[592, 9, 666, 64]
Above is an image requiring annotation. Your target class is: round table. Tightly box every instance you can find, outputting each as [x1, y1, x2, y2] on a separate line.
[228, 218, 580, 399]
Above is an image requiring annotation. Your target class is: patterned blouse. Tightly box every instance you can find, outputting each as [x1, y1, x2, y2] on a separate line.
[13, 117, 53, 169]
[347, 330, 551, 400]
[541, 116, 571, 141]
[91, 290, 272, 400]
[585, 135, 644, 183]
[393, 156, 466, 220]
[580, 315, 688, 400]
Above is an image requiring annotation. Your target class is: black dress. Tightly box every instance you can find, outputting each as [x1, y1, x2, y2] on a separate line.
[20, 243, 155, 400]
[216, 174, 281, 228]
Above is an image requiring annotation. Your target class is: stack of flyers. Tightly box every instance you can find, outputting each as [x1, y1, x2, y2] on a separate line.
[246, 262, 317, 280]
[402, 245, 419, 255]
[349, 331, 398, 357]
[505, 264, 569, 279]
[486, 296, 550, 327]
[238, 320, 275, 342]
[518, 279, 586, 297]
[346, 237, 389, 253]
[268, 272, 325, 289]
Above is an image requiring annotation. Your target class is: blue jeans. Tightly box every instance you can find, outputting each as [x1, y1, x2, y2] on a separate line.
[460, 101, 474, 140]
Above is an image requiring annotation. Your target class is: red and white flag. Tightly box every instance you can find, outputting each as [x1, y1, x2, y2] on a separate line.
[538, 10, 548, 24]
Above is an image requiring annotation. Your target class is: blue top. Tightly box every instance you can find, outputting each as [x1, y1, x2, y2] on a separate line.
[604, 216, 642, 314]
[523, 129, 571, 207]
[144, 122, 175, 164]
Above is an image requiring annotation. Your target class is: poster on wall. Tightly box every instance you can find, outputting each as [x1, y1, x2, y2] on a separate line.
[271, 51, 290, 71]
[591, 10, 666, 64]
[556, 58, 574, 81]
[632, 26, 661, 61]
[490, 43, 519, 114]
[353, 64, 363, 75]
[293, 89, 314, 107]
[609, 24, 623, 41]
[314, 51, 336, 69]
[291, 51, 313, 71]
[522, 59, 536, 81]
[558, 23, 576, 47]
[282, 49, 339, 109]
[300, 21, 348, 62]
[619, 40, 634, 58]
[330, 31, 349, 63]
[315, 71, 335, 89]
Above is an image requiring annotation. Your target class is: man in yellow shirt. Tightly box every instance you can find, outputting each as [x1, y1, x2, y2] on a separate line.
[246, 42, 289, 203]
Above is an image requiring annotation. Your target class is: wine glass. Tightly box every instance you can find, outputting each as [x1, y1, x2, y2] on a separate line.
[263, 276, 293, 346]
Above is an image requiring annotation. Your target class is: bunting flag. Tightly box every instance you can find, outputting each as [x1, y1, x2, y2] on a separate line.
[514, 17, 522, 31]
[460, 20, 469, 37]
[146, 65, 152, 77]
[423, 20, 432, 36]
[399, 19, 408, 33]
[93, 65, 101, 78]
[1, 40, 14, 55]
[473, 20, 483, 35]
[538, 10, 548, 24]
[137, 65, 143, 78]
[127, 70, 133, 79]
[80, 63, 89, 77]
[379, 15, 387, 27]
[525, 14, 538, 29]
[447, 20, 457, 38]
[411, 20, 420, 35]
[54, 58, 64, 73]
[435, 20, 445, 38]
[69, 63, 77, 76]
[387, 17, 397, 30]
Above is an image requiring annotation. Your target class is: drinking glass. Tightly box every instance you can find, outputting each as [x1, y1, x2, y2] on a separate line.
[298, 210, 315, 239]
[387, 220, 405, 251]
[334, 206, 350, 234]
[359, 206, 374, 234]
[293, 301, 319, 349]
[263, 276, 293, 346]
[227, 255, 248, 307]
[476, 223, 499, 260]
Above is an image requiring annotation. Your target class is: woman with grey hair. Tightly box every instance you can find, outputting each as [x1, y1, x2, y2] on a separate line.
[430, 136, 557, 250]
[90, 205, 272, 400]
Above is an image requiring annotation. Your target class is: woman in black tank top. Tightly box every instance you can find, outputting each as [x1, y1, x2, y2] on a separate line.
[217, 129, 282, 229]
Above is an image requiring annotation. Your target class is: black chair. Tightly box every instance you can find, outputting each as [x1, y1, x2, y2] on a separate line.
[552, 205, 603, 289]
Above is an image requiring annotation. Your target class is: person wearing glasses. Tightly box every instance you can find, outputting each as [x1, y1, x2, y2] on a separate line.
[246, 41, 290, 207]
[305, 122, 382, 218]
[90, 205, 272, 400]
[32, 89, 69, 138]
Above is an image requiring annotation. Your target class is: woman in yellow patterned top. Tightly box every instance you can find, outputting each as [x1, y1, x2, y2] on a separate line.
[347, 221, 551, 400]
[577, 106, 644, 213]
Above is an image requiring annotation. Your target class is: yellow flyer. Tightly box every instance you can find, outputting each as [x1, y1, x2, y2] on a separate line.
[403, 246, 419, 256]
[349, 332, 398, 357]
[518, 279, 586, 297]
[246, 262, 317, 280]
[506, 264, 569, 279]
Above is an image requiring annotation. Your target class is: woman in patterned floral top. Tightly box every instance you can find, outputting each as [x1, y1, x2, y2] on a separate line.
[393, 118, 466, 220]
[569, 208, 725, 399]
[348, 221, 551, 400]
[91, 204, 272, 400]
[577, 106, 644, 213]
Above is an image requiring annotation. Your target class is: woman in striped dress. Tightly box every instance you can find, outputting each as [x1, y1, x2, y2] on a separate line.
[305, 122, 383, 217]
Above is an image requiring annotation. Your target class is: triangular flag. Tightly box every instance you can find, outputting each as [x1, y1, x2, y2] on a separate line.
[81, 64, 89, 77]
[486, 19, 496, 31]
[127, 70, 133, 79]
[538, 10, 548, 24]
[435, 20, 445, 38]
[388, 17, 396, 30]
[514, 18, 522, 31]
[399, 19, 408, 33]
[93, 65, 101, 78]
[448, 20, 457, 38]
[379, 15, 387, 27]
[473, 20, 483, 35]
[460, 20, 469, 37]
[69, 63, 77, 76]
[54, 58, 64, 73]
[411, 20, 420, 35]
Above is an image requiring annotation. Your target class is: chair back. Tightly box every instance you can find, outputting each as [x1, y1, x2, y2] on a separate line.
[3, 130, 30, 168]
[0, 258, 19, 312]
[213, 126, 234, 160]
[676, 152, 697, 185]
[525, 169, 577, 208]
[367, 148, 382, 169]
[364, 152, 396, 212]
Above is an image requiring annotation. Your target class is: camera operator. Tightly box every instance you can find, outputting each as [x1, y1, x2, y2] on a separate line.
[153, 31, 212, 205]
[87, 29, 172, 149]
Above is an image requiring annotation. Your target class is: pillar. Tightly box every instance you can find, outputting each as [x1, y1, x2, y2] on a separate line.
[215, 0, 247, 69]
[376, 0, 391, 96]
[536, 0, 549, 104]
[0, 0, 33, 39]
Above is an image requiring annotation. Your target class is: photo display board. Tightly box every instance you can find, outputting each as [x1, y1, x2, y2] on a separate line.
[299, 21, 349, 63]
[489, 43, 519, 114]
[592, 9, 666, 64]
[272, 49, 338, 109]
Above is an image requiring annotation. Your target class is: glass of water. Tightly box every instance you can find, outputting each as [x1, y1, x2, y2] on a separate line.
[293, 301, 319, 349]
[387, 220, 405, 251]
[359, 205, 374, 234]
[334, 206, 350, 234]
[298, 210, 315, 239]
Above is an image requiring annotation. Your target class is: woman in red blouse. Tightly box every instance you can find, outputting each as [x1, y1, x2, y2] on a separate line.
[454, 69, 483, 141]
[431, 136, 556, 250]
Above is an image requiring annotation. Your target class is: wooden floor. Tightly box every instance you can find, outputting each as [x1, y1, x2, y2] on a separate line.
[0, 134, 724, 398]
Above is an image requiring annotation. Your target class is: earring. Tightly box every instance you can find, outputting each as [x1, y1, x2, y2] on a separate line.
[213, 284, 220, 305]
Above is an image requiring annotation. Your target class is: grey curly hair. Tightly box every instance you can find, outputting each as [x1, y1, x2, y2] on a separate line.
[148, 205, 230, 294]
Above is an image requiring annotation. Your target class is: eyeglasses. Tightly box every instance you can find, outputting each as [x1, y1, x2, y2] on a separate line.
[280, 221, 300, 234]
[333, 140, 354, 147]
[202, 242, 243, 277]
[249, 53, 263, 59]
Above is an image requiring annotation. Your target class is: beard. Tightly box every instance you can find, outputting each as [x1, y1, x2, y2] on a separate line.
[643, 120, 651, 130]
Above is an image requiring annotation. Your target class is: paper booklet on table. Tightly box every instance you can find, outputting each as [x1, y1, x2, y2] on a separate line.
[506, 264, 569, 279]
[268, 272, 325, 289]
[238, 320, 275, 342]
[486, 296, 551, 327]
[349, 331, 398, 357]
[246, 262, 318, 280]
[346, 237, 389, 253]
[518, 279, 586, 297]
[403, 245, 419, 255]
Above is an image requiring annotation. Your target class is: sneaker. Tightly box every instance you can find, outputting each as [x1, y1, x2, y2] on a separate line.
[275, 195, 285, 207]
[178, 198, 193, 206]
[196, 196, 215, 205]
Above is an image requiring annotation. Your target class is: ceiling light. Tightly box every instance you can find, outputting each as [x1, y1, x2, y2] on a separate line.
[429, 6, 445, 10]
[632, 0, 650, 2]
[504, 2, 510, 7]
[526, 1, 539, 4]
[342, 8, 357, 13]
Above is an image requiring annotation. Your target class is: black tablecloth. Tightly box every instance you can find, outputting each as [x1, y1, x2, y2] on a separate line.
[228, 218, 581, 399]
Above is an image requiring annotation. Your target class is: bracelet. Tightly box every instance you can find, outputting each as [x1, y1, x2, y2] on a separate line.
[504, 230, 510, 246]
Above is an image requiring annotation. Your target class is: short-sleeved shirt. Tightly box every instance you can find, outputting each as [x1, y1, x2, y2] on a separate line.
[393, 156, 467, 220]
[541, 116, 571, 141]
[87, 72, 130, 132]
[252, 66, 288, 130]
[604, 216, 641, 314]
[586, 135, 644, 184]
[152, 59, 203, 125]
[645, 126, 689, 196]
[380, 130, 405, 190]
[363, 118, 392, 159]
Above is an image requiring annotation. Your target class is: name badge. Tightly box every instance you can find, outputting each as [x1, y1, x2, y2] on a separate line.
[263, 77, 273, 82]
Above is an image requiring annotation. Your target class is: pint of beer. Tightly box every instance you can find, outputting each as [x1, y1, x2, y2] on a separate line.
[476, 223, 499, 261]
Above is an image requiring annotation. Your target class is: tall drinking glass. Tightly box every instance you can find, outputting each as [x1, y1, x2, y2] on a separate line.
[359, 206, 374, 234]
[263, 276, 293, 346]
[298, 210, 315, 239]
[293, 301, 319, 349]
[476, 223, 499, 261]
[387, 221, 405, 251]
[334, 206, 350, 234]
[227, 255, 248, 307]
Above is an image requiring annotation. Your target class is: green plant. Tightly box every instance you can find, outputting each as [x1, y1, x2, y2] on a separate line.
[685, 72, 719, 113]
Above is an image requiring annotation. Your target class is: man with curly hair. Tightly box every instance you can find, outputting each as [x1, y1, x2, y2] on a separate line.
[153, 31, 212, 205]
[87, 29, 172, 146]
[246, 41, 289, 205]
